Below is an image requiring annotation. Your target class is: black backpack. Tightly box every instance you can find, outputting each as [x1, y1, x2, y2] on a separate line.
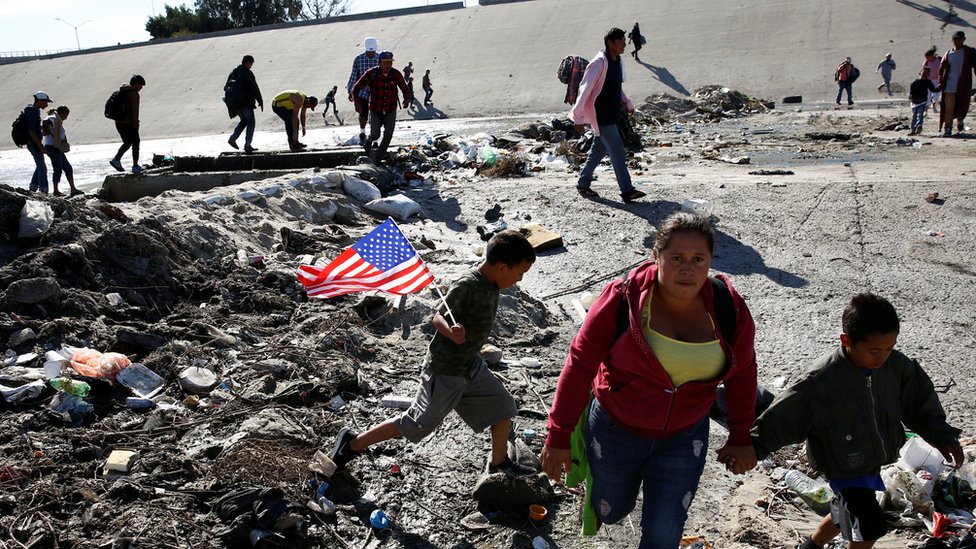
[849, 66, 861, 83]
[10, 108, 29, 147]
[104, 90, 128, 120]
[222, 68, 244, 117]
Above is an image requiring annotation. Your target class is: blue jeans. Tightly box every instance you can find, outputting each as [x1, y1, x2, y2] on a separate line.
[586, 399, 709, 549]
[45, 145, 72, 187]
[27, 141, 48, 193]
[577, 124, 634, 196]
[836, 81, 853, 105]
[230, 107, 255, 146]
[911, 103, 927, 133]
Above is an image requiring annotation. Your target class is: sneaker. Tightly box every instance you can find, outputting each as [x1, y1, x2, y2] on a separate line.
[796, 536, 822, 549]
[358, 133, 366, 146]
[329, 426, 361, 470]
[132, 165, 145, 173]
[488, 457, 536, 477]
[109, 159, 124, 172]
[244, 145, 257, 153]
[228, 138, 239, 150]
[621, 189, 646, 203]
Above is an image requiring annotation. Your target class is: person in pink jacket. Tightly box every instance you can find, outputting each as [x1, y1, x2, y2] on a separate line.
[570, 27, 645, 203]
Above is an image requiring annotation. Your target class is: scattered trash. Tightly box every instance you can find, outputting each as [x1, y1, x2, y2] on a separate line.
[532, 536, 551, 549]
[380, 395, 413, 410]
[18, 200, 54, 239]
[519, 357, 542, 369]
[69, 348, 131, 380]
[179, 366, 219, 394]
[364, 194, 422, 220]
[529, 504, 547, 521]
[0, 380, 47, 405]
[778, 468, 833, 515]
[519, 223, 563, 252]
[309, 450, 337, 477]
[749, 169, 794, 176]
[117, 362, 165, 398]
[477, 219, 509, 241]
[370, 509, 390, 529]
[718, 155, 750, 165]
[681, 199, 708, 215]
[49, 377, 90, 397]
[926, 192, 940, 203]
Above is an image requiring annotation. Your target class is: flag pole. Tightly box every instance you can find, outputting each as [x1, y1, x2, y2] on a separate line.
[433, 285, 458, 326]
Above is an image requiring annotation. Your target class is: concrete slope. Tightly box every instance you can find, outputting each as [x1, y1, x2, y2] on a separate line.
[0, 0, 967, 148]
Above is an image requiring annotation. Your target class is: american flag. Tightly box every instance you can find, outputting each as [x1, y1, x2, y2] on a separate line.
[297, 218, 434, 298]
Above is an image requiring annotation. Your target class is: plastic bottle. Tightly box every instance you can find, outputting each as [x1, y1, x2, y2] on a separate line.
[49, 378, 91, 397]
[781, 468, 833, 514]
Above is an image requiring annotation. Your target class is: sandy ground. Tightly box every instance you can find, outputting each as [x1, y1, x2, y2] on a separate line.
[1, 102, 974, 548]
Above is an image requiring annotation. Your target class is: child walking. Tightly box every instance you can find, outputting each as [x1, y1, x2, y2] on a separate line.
[910, 67, 938, 135]
[752, 293, 964, 549]
[329, 230, 537, 476]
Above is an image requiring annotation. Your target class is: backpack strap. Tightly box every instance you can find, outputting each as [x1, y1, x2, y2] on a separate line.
[613, 275, 736, 343]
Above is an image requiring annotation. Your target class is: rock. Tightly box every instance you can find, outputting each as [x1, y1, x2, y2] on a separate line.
[472, 471, 553, 512]
[8, 328, 37, 347]
[5, 277, 61, 304]
[480, 344, 503, 365]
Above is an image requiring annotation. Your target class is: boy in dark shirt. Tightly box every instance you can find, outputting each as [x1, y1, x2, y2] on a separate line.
[329, 230, 537, 476]
[910, 67, 939, 135]
[753, 294, 964, 549]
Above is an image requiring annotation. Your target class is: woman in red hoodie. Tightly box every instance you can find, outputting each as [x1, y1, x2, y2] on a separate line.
[541, 212, 758, 548]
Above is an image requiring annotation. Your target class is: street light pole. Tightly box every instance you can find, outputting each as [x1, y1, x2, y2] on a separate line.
[54, 18, 92, 50]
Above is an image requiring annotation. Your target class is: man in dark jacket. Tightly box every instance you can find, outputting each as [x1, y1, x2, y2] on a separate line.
[109, 75, 146, 174]
[227, 55, 264, 153]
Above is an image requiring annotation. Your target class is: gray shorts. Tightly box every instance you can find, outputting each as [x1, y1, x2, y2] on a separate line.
[395, 359, 517, 443]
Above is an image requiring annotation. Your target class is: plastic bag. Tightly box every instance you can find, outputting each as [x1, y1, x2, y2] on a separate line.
[69, 348, 131, 380]
[477, 146, 497, 167]
[18, 200, 54, 238]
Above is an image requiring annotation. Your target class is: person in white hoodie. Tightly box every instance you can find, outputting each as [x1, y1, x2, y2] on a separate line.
[570, 27, 645, 203]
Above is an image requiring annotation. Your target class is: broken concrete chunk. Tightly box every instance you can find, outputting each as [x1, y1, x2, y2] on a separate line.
[104, 450, 138, 474]
[8, 328, 37, 347]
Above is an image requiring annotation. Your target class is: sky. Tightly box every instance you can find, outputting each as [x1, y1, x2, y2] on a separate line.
[0, 1, 459, 53]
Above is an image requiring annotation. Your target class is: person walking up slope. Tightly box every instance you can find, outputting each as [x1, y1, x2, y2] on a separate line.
[109, 75, 146, 174]
[875, 53, 896, 96]
[570, 27, 645, 203]
[347, 37, 380, 145]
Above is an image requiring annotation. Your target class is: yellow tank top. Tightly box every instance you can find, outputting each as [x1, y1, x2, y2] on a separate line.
[641, 291, 725, 387]
[273, 90, 305, 110]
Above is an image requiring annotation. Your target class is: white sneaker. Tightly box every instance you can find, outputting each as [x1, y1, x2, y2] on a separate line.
[131, 165, 145, 173]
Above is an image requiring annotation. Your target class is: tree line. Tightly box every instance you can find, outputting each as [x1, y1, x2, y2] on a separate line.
[146, 0, 352, 39]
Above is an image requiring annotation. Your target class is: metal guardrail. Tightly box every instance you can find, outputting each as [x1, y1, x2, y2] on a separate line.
[0, 49, 74, 59]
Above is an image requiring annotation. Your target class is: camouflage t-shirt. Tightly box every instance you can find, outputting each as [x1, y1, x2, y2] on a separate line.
[424, 268, 498, 377]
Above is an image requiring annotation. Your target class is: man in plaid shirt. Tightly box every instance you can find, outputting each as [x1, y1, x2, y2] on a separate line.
[352, 51, 412, 164]
[347, 37, 380, 145]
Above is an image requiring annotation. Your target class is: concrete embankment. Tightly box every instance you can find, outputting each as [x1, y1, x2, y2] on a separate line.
[0, 0, 966, 149]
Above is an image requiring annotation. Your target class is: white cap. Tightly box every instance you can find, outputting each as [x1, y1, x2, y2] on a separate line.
[364, 37, 378, 52]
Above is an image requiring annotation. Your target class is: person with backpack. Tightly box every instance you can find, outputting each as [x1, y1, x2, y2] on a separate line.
[23, 91, 54, 193]
[835, 57, 857, 107]
[570, 27, 645, 203]
[226, 55, 264, 153]
[540, 212, 758, 549]
[42, 106, 81, 196]
[109, 75, 146, 173]
[351, 51, 411, 163]
[628, 22, 643, 61]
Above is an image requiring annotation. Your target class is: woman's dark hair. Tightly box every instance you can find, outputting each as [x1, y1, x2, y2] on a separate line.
[925, 46, 937, 56]
[842, 293, 900, 343]
[487, 229, 535, 267]
[604, 27, 626, 47]
[653, 212, 715, 254]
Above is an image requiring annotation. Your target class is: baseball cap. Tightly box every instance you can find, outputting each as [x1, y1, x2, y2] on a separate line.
[364, 37, 378, 52]
[953, 30, 966, 40]
[34, 91, 53, 102]
[378, 51, 394, 60]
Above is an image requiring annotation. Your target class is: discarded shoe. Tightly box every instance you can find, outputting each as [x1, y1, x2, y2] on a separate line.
[488, 457, 536, 477]
[621, 189, 646, 203]
[329, 426, 361, 471]
[228, 138, 239, 150]
[109, 159, 124, 172]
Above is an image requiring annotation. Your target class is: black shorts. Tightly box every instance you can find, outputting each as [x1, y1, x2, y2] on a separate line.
[831, 488, 888, 542]
[354, 96, 369, 114]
